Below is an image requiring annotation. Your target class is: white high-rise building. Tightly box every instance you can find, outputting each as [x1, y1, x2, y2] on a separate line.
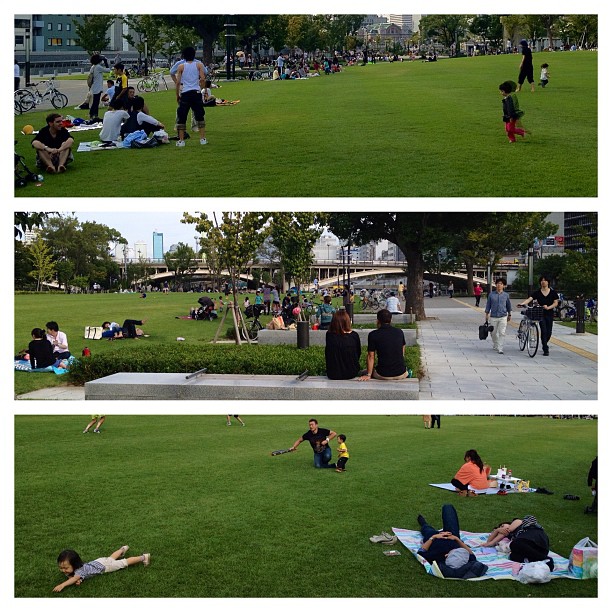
[134, 241, 147, 260]
[383, 14, 414, 34]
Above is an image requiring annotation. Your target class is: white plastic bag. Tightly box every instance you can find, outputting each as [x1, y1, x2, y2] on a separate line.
[569, 537, 598, 578]
[518, 561, 552, 584]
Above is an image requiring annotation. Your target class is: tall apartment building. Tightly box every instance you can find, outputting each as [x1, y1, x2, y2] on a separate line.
[153, 232, 164, 260]
[382, 14, 414, 34]
[564, 213, 597, 252]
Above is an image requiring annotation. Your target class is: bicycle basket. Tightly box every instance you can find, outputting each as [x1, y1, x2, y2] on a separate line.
[525, 306, 544, 321]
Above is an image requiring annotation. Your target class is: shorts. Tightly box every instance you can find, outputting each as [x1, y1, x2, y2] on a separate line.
[95, 556, 128, 573]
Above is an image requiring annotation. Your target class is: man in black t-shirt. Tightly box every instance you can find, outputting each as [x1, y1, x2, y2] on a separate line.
[359, 309, 407, 381]
[31, 113, 74, 173]
[290, 419, 337, 468]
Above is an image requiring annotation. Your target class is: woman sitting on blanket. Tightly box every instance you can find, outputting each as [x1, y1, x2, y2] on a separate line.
[28, 327, 59, 369]
[417, 504, 488, 579]
[483, 515, 554, 571]
[451, 449, 497, 496]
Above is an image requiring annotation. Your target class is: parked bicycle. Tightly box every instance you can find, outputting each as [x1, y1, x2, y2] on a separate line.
[136, 70, 169, 93]
[14, 78, 68, 113]
[240, 304, 265, 340]
[517, 303, 543, 358]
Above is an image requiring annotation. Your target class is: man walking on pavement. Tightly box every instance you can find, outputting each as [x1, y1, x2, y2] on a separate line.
[484, 278, 512, 354]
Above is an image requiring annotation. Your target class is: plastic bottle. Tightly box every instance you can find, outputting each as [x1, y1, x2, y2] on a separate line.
[82, 347, 91, 357]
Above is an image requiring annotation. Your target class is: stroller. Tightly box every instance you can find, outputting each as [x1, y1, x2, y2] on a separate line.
[15, 147, 41, 188]
[192, 296, 218, 320]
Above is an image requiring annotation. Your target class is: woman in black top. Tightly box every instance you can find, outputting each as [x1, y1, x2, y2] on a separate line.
[325, 310, 361, 380]
[517, 39, 535, 92]
[518, 275, 559, 356]
[28, 327, 57, 369]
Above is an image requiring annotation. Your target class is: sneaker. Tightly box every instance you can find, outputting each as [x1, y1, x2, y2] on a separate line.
[142, 553, 151, 566]
[370, 533, 392, 543]
[176, 140, 186, 147]
[498, 349, 504, 354]
[82, 429, 88, 434]
[93, 429, 100, 433]
[226, 422, 231, 426]
[200, 138, 208, 145]
[119, 545, 129, 557]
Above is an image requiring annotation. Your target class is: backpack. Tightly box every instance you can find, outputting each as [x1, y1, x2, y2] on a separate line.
[131, 135, 160, 149]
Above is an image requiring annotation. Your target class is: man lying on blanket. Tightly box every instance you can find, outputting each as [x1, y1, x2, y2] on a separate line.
[417, 504, 488, 579]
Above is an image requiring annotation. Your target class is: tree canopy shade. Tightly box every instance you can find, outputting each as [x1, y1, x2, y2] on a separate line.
[327, 212, 559, 319]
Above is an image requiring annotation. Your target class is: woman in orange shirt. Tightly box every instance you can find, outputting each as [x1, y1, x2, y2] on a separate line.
[452, 450, 496, 497]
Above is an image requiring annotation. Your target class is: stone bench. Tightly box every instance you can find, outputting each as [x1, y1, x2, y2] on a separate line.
[352, 313, 416, 324]
[256, 328, 417, 346]
[84, 372, 419, 400]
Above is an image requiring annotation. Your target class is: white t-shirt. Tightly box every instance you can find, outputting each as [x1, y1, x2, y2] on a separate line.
[179, 61, 202, 93]
[386, 296, 402, 313]
[99, 110, 129, 141]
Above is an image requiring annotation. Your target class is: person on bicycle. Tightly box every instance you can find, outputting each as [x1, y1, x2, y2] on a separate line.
[484, 278, 512, 354]
[31, 113, 74, 174]
[517, 274, 559, 356]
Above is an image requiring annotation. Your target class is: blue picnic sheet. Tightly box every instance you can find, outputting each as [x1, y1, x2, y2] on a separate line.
[14, 356, 76, 375]
[392, 528, 577, 581]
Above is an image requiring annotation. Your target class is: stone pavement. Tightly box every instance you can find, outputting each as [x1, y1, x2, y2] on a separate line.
[418, 297, 597, 401]
[15, 296, 597, 402]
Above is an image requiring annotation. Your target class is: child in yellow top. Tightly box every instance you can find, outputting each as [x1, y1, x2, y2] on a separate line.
[336, 434, 349, 472]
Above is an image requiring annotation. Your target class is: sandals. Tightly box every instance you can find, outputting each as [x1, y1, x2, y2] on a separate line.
[535, 487, 555, 495]
[563, 494, 580, 501]
[457, 490, 478, 497]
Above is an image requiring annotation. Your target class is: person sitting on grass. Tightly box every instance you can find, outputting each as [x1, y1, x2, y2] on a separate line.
[451, 449, 497, 496]
[53, 546, 150, 593]
[28, 327, 57, 369]
[120, 95, 165, 138]
[45, 321, 71, 360]
[31, 113, 74, 174]
[202, 80, 240, 106]
[99, 99, 129, 143]
[417, 505, 488, 579]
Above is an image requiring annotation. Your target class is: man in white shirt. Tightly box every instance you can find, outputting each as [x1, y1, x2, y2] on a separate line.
[46, 321, 71, 359]
[385, 292, 402, 314]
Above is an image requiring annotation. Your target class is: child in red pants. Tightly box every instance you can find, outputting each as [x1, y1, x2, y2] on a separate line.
[499, 81, 528, 143]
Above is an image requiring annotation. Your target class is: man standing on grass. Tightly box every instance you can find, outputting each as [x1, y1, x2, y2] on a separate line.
[485, 278, 512, 354]
[359, 309, 407, 381]
[290, 419, 337, 469]
[175, 47, 208, 147]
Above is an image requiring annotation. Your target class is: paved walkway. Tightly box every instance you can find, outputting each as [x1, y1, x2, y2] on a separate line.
[16, 297, 597, 402]
[418, 297, 597, 400]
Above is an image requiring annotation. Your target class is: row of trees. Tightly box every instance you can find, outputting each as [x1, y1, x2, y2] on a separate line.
[73, 15, 366, 66]
[417, 14, 598, 53]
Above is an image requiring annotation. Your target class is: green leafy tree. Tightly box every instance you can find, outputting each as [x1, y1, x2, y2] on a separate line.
[123, 15, 165, 66]
[28, 237, 56, 292]
[55, 260, 75, 292]
[500, 15, 527, 47]
[73, 15, 116, 54]
[15, 239, 34, 290]
[158, 23, 201, 63]
[560, 15, 598, 48]
[14, 212, 54, 239]
[270, 213, 326, 297]
[418, 15, 469, 51]
[469, 15, 504, 51]
[164, 243, 196, 289]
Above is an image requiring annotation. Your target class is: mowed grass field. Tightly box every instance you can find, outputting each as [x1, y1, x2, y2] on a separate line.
[14, 52, 597, 197]
[14, 415, 597, 598]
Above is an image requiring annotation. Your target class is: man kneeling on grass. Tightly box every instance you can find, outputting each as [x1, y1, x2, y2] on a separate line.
[290, 419, 337, 468]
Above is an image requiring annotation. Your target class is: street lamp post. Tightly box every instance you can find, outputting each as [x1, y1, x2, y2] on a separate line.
[528, 247, 534, 295]
[224, 19, 236, 81]
[25, 29, 31, 85]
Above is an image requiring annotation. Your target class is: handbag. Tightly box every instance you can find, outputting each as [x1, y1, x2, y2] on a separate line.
[569, 537, 598, 578]
[478, 319, 493, 340]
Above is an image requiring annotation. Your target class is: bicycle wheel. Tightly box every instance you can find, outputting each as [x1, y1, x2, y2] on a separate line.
[248, 321, 262, 340]
[15, 98, 23, 115]
[51, 91, 68, 108]
[15, 89, 35, 112]
[137, 77, 154, 93]
[518, 319, 528, 351]
[527, 322, 539, 358]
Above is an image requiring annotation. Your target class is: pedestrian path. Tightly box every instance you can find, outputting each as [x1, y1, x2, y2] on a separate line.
[418, 297, 597, 401]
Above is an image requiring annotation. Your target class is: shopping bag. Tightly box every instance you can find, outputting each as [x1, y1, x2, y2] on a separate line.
[84, 326, 103, 340]
[569, 537, 598, 578]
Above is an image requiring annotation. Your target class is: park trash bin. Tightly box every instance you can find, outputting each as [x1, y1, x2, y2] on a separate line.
[297, 321, 309, 349]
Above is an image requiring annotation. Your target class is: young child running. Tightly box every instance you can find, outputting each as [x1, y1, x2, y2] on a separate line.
[336, 434, 349, 472]
[83, 415, 105, 434]
[53, 546, 150, 592]
[499, 80, 528, 143]
[539, 63, 550, 88]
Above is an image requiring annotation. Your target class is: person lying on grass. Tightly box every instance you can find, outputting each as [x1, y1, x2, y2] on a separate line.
[417, 505, 488, 579]
[53, 546, 150, 592]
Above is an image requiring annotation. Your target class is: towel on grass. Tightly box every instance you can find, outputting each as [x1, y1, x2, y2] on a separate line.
[392, 528, 576, 580]
[14, 356, 75, 375]
[430, 483, 535, 495]
[77, 141, 122, 152]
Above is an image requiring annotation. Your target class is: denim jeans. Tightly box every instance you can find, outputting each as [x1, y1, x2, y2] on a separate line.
[313, 446, 335, 468]
[420, 504, 460, 540]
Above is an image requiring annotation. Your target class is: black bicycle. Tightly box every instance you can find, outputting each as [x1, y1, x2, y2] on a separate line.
[241, 304, 265, 340]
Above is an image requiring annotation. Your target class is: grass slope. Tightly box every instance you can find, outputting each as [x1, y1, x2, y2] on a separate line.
[15, 415, 597, 598]
[14, 52, 597, 197]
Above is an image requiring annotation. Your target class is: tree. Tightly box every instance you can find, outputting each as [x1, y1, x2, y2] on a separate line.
[183, 212, 270, 343]
[123, 15, 165, 67]
[500, 15, 527, 47]
[164, 243, 196, 289]
[418, 15, 469, 52]
[28, 237, 56, 292]
[14, 212, 54, 239]
[269, 213, 326, 296]
[158, 23, 201, 63]
[158, 15, 227, 63]
[469, 15, 504, 52]
[73, 15, 116, 54]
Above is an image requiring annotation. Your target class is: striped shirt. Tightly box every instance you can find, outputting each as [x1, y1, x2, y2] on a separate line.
[513, 515, 543, 539]
[74, 560, 105, 580]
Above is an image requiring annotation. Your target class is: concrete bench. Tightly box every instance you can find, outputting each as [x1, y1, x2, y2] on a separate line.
[353, 313, 415, 324]
[84, 372, 419, 400]
[256, 328, 417, 346]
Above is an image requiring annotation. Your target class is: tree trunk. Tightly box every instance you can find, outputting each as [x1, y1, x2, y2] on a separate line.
[401, 247, 426, 320]
[465, 261, 475, 295]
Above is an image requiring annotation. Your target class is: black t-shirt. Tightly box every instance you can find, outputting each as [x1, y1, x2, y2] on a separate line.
[302, 427, 331, 453]
[28, 338, 56, 369]
[367, 325, 406, 377]
[521, 47, 533, 68]
[530, 289, 559, 318]
[32, 126, 72, 150]
[325, 331, 361, 380]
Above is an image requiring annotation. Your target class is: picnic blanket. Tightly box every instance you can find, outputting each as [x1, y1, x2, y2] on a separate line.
[32, 123, 102, 135]
[430, 482, 536, 495]
[392, 528, 576, 581]
[77, 141, 121, 152]
[14, 356, 76, 375]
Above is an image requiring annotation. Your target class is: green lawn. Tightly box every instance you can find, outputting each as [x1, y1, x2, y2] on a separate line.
[14, 52, 597, 197]
[14, 415, 597, 598]
[15, 292, 419, 395]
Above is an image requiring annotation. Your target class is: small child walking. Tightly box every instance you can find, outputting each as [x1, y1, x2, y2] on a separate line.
[336, 434, 349, 472]
[83, 415, 105, 434]
[539, 63, 550, 87]
[53, 546, 150, 592]
[499, 81, 527, 143]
